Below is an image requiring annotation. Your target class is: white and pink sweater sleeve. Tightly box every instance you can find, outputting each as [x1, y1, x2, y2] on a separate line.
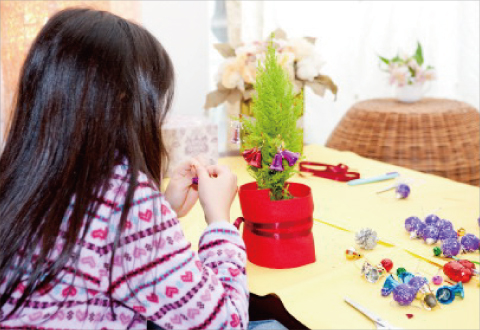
[107, 180, 249, 330]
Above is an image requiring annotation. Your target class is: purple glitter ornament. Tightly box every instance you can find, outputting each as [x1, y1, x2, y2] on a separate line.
[438, 228, 458, 241]
[281, 150, 300, 166]
[441, 238, 461, 258]
[192, 177, 199, 185]
[436, 219, 453, 231]
[395, 184, 410, 199]
[393, 284, 417, 306]
[425, 214, 440, 226]
[415, 221, 427, 239]
[422, 225, 440, 245]
[461, 234, 480, 252]
[405, 217, 421, 232]
[269, 153, 284, 171]
[408, 276, 428, 291]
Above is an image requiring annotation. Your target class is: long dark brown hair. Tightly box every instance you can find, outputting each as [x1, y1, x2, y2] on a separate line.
[0, 8, 174, 319]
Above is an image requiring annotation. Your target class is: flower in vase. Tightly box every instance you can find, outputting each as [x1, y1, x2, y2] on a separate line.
[389, 66, 409, 87]
[220, 57, 245, 90]
[288, 37, 316, 61]
[296, 55, 324, 82]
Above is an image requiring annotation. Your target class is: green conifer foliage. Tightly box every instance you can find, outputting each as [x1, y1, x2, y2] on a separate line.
[240, 39, 303, 200]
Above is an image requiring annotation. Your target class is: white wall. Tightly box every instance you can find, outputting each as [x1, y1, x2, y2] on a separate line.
[141, 1, 210, 117]
[260, 1, 480, 144]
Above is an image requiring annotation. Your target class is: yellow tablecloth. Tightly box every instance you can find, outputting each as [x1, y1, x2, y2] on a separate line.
[178, 145, 480, 329]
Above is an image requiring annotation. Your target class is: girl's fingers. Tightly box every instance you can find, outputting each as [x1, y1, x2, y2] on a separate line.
[194, 162, 210, 180]
[206, 164, 229, 177]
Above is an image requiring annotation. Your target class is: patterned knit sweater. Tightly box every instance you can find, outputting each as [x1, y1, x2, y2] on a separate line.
[0, 164, 249, 329]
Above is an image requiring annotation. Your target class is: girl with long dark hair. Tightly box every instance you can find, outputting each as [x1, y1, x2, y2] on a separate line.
[0, 8, 248, 329]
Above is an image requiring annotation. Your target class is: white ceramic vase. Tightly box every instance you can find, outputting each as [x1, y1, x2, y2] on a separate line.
[395, 82, 429, 103]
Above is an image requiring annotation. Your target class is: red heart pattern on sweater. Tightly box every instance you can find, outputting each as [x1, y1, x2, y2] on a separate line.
[181, 271, 193, 282]
[165, 286, 179, 298]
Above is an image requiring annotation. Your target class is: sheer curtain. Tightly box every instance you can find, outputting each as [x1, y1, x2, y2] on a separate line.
[229, 0, 479, 145]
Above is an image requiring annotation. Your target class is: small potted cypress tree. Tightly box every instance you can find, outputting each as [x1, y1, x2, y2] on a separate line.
[237, 38, 315, 269]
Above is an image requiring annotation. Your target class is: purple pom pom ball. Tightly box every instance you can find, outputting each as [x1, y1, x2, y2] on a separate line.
[395, 184, 410, 199]
[461, 234, 480, 252]
[441, 238, 461, 257]
[423, 225, 440, 244]
[425, 214, 440, 226]
[393, 284, 416, 306]
[405, 217, 421, 232]
[408, 276, 428, 291]
[436, 219, 453, 231]
[438, 229, 458, 241]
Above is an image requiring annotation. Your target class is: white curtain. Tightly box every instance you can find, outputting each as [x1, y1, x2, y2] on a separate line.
[229, 0, 480, 145]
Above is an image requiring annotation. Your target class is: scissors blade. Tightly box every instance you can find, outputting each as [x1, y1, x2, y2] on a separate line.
[344, 296, 386, 327]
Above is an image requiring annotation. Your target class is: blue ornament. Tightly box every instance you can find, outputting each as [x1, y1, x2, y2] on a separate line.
[436, 282, 464, 305]
[381, 275, 401, 297]
[398, 271, 415, 285]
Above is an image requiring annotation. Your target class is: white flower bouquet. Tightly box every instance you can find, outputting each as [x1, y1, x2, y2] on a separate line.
[204, 29, 337, 110]
[379, 42, 436, 87]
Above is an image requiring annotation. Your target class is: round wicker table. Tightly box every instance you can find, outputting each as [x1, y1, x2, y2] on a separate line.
[326, 98, 480, 186]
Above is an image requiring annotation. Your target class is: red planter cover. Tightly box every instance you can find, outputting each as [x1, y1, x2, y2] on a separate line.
[238, 182, 316, 269]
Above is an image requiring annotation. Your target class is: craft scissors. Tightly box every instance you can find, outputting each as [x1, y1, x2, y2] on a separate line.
[344, 297, 401, 329]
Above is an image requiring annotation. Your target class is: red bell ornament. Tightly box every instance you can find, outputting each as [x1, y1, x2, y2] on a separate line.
[251, 150, 262, 168]
[242, 148, 262, 168]
[243, 148, 256, 162]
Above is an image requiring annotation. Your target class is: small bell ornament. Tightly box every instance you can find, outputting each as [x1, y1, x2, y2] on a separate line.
[230, 121, 241, 144]
[269, 152, 284, 171]
[243, 147, 262, 168]
[281, 149, 300, 166]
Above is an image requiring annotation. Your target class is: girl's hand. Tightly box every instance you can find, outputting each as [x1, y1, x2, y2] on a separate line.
[165, 157, 208, 217]
[194, 164, 237, 225]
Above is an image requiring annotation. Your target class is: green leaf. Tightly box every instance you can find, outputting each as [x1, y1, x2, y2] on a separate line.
[379, 56, 390, 65]
[391, 55, 402, 63]
[414, 42, 424, 65]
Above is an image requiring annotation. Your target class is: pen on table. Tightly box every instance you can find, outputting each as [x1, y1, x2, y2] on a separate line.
[347, 172, 399, 186]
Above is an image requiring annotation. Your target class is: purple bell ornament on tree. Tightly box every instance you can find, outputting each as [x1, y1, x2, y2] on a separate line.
[281, 149, 300, 166]
[270, 152, 284, 171]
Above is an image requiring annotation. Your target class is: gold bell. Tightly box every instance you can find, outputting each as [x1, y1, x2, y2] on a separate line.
[346, 247, 362, 260]
[457, 228, 466, 237]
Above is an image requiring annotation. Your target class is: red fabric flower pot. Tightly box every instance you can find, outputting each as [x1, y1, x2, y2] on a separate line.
[237, 182, 315, 269]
